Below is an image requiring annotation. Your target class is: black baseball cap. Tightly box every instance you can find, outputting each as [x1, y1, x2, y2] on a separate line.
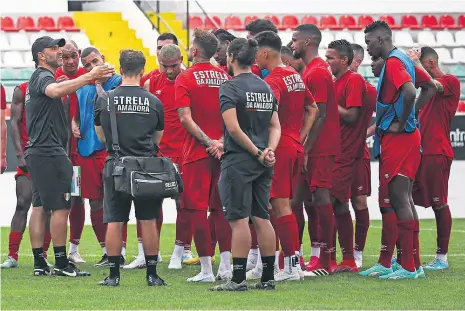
[31, 36, 66, 63]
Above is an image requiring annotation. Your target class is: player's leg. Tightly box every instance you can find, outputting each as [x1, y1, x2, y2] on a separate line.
[290, 190, 306, 268]
[246, 223, 259, 271]
[124, 220, 146, 269]
[43, 211, 52, 264]
[68, 197, 85, 263]
[409, 181, 424, 277]
[90, 199, 109, 266]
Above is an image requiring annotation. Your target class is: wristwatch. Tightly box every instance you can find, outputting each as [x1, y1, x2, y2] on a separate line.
[255, 149, 263, 158]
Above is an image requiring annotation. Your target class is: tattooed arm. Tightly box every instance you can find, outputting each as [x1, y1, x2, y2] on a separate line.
[177, 107, 213, 147]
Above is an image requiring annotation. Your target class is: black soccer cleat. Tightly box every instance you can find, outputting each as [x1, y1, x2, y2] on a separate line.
[248, 280, 276, 290]
[99, 276, 120, 287]
[147, 274, 167, 286]
[34, 266, 51, 276]
[54, 262, 91, 277]
[95, 254, 109, 267]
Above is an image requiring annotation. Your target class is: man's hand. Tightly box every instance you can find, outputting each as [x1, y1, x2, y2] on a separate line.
[434, 80, 444, 92]
[72, 119, 81, 139]
[407, 48, 421, 65]
[17, 153, 26, 170]
[89, 64, 115, 81]
[206, 140, 223, 159]
[56, 75, 69, 83]
[263, 148, 275, 167]
[388, 121, 404, 133]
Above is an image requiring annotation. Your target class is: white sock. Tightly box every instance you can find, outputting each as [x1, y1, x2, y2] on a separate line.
[220, 251, 231, 270]
[137, 241, 144, 257]
[199, 256, 213, 274]
[121, 247, 126, 257]
[250, 248, 259, 255]
[102, 247, 107, 255]
[311, 247, 320, 258]
[172, 245, 184, 259]
[275, 251, 280, 267]
[255, 250, 263, 272]
[436, 253, 448, 262]
[354, 250, 363, 259]
[69, 243, 78, 254]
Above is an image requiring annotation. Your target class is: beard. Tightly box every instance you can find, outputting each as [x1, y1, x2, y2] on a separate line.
[293, 50, 302, 60]
[46, 55, 61, 69]
[227, 64, 234, 76]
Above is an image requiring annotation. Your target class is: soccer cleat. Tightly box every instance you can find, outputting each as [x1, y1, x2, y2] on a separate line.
[416, 266, 426, 278]
[305, 256, 320, 269]
[95, 254, 109, 267]
[391, 258, 402, 272]
[274, 269, 301, 282]
[1, 256, 19, 268]
[54, 262, 91, 277]
[44, 258, 53, 268]
[68, 251, 85, 264]
[359, 263, 393, 277]
[186, 272, 216, 283]
[182, 250, 199, 265]
[168, 256, 183, 270]
[379, 267, 417, 279]
[34, 266, 51, 276]
[303, 262, 330, 277]
[99, 276, 120, 287]
[210, 280, 248, 291]
[147, 274, 167, 286]
[248, 280, 276, 290]
[216, 267, 233, 281]
[123, 255, 146, 269]
[354, 252, 363, 269]
[423, 258, 449, 271]
[332, 260, 359, 273]
[246, 266, 262, 280]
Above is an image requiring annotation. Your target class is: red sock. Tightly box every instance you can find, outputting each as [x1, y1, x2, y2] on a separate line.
[354, 209, 370, 251]
[8, 232, 22, 260]
[156, 208, 163, 235]
[122, 223, 127, 249]
[189, 210, 211, 257]
[43, 232, 52, 253]
[434, 206, 452, 255]
[413, 220, 421, 270]
[396, 240, 402, 265]
[211, 210, 232, 253]
[175, 208, 192, 246]
[304, 202, 320, 248]
[269, 209, 280, 251]
[397, 220, 415, 272]
[275, 214, 299, 256]
[378, 211, 397, 268]
[69, 199, 85, 245]
[316, 203, 335, 268]
[137, 221, 142, 242]
[208, 213, 217, 254]
[291, 201, 305, 245]
[250, 224, 258, 249]
[335, 212, 354, 261]
[90, 208, 107, 248]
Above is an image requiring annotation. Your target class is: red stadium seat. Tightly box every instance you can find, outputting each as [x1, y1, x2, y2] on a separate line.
[380, 15, 401, 30]
[421, 15, 442, 29]
[188, 16, 203, 29]
[204, 16, 222, 30]
[17, 16, 38, 31]
[224, 15, 243, 30]
[401, 15, 421, 29]
[0, 17, 18, 32]
[282, 15, 299, 30]
[264, 15, 282, 29]
[57, 16, 80, 32]
[439, 15, 460, 29]
[458, 101, 465, 112]
[320, 15, 341, 30]
[458, 15, 465, 28]
[301, 15, 318, 26]
[244, 15, 259, 27]
[340, 15, 360, 30]
[358, 15, 374, 29]
[38, 16, 58, 31]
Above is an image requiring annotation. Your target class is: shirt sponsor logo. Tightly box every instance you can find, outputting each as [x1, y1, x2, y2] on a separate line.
[111, 96, 150, 114]
[245, 92, 274, 111]
[282, 74, 305, 92]
[193, 70, 229, 87]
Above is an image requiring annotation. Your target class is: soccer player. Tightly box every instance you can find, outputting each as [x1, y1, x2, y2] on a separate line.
[281, 46, 306, 76]
[245, 19, 278, 78]
[212, 29, 236, 72]
[292, 24, 340, 276]
[253, 31, 318, 281]
[174, 29, 232, 282]
[349, 43, 377, 269]
[360, 21, 436, 279]
[409, 47, 460, 271]
[1, 85, 7, 174]
[74, 46, 123, 266]
[325, 40, 368, 272]
[210, 37, 280, 291]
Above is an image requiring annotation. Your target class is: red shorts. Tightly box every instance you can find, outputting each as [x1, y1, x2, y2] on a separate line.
[15, 166, 30, 180]
[77, 149, 107, 200]
[331, 156, 358, 203]
[413, 155, 452, 208]
[306, 155, 335, 193]
[351, 158, 371, 198]
[378, 130, 421, 207]
[270, 147, 304, 199]
[181, 157, 221, 211]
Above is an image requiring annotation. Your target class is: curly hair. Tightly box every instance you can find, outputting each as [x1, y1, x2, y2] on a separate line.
[193, 28, 219, 59]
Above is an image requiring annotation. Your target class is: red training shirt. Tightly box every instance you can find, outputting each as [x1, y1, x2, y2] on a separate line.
[419, 74, 460, 158]
[265, 66, 314, 153]
[303, 57, 340, 157]
[363, 81, 377, 160]
[149, 72, 186, 158]
[174, 63, 230, 165]
[217, 64, 228, 73]
[141, 68, 160, 87]
[15, 82, 29, 152]
[251, 63, 262, 78]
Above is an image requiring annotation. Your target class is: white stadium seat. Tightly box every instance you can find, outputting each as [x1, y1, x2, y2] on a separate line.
[318, 49, 327, 58]
[0, 32, 11, 51]
[436, 31, 458, 47]
[3, 51, 26, 67]
[23, 52, 34, 67]
[354, 32, 366, 48]
[279, 31, 293, 46]
[417, 31, 438, 47]
[69, 33, 91, 49]
[320, 31, 334, 48]
[455, 31, 465, 46]
[436, 48, 455, 64]
[334, 31, 354, 43]
[452, 48, 465, 63]
[362, 50, 371, 65]
[8, 33, 30, 51]
[29, 31, 68, 46]
[394, 31, 415, 47]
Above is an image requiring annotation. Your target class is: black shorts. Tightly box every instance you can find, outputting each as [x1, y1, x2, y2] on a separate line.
[25, 154, 73, 211]
[103, 159, 162, 223]
[218, 159, 273, 221]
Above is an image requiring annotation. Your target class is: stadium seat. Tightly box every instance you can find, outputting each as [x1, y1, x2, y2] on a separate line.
[204, 16, 222, 30]
[436, 30, 458, 47]
[23, 52, 34, 68]
[320, 15, 341, 30]
[394, 31, 415, 47]
[362, 50, 371, 65]
[339, 15, 359, 30]
[301, 15, 318, 26]
[421, 15, 441, 29]
[439, 15, 461, 29]
[9, 33, 30, 50]
[436, 48, 455, 64]
[458, 101, 465, 112]
[320, 31, 335, 48]
[3, 51, 26, 67]
[354, 32, 366, 48]
[282, 15, 299, 30]
[452, 48, 465, 63]
[1, 17, 18, 32]
[188, 16, 203, 29]
[458, 15, 465, 28]
[401, 15, 421, 29]
[380, 15, 401, 30]
[17, 16, 38, 31]
[418, 30, 438, 47]
[18, 67, 34, 79]
[447, 64, 465, 76]
[358, 15, 374, 29]
[57, 16, 80, 32]
[38, 16, 58, 32]
[264, 15, 281, 29]
[334, 31, 354, 42]
[455, 31, 465, 45]
[244, 15, 259, 27]
[69, 33, 90, 48]
[224, 16, 243, 30]
[279, 31, 293, 46]
[0, 68, 15, 79]
[0, 32, 11, 51]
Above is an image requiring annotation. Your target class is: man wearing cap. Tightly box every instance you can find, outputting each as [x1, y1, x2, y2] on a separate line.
[26, 36, 113, 277]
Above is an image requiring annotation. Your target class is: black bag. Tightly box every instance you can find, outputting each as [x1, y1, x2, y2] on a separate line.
[107, 90, 183, 199]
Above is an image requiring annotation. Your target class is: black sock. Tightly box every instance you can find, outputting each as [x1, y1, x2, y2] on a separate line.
[53, 246, 68, 269]
[32, 247, 47, 268]
[108, 256, 121, 278]
[261, 256, 275, 283]
[231, 257, 247, 284]
[145, 255, 158, 276]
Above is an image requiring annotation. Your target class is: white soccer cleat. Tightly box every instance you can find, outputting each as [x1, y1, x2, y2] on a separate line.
[168, 256, 183, 270]
[68, 251, 86, 264]
[355, 258, 363, 269]
[123, 255, 146, 269]
[186, 272, 216, 283]
[216, 266, 233, 281]
[274, 269, 301, 282]
[1, 256, 19, 268]
[246, 266, 262, 280]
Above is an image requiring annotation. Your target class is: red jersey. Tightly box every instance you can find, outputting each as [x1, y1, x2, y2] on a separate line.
[174, 63, 230, 164]
[251, 63, 262, 77]
[149, 72, 186, 158]
[265, 66, 314, 152]
[303, 57, 340, 157]
[141, 69, 160, 87]
[0, 84, 6, 110]
[217, 64, 228, 73]
[419, 74, 460, 158]
[379, 58, 431, 104]
[16, 82, 29, 152]
[363, 81, 377, 160]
